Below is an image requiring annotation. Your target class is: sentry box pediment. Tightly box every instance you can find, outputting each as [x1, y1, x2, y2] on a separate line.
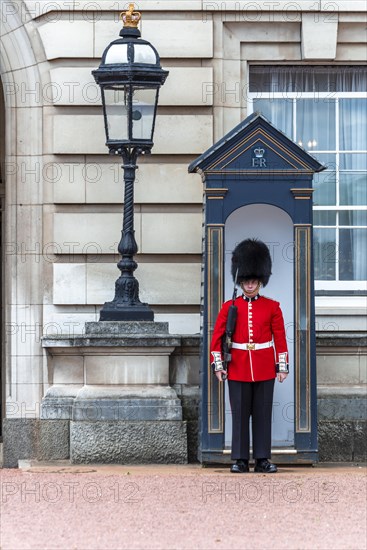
[189, 112, 325, 178]
[189, 112, 325, 222]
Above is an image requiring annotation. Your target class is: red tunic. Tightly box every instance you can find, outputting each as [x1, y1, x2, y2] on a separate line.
[210, 295, 288, 382]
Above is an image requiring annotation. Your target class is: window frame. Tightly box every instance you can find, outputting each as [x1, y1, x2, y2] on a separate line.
[247, 71, 367, 293]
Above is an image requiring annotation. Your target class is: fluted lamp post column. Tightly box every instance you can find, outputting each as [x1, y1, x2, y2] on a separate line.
[92, 4, 168, 321]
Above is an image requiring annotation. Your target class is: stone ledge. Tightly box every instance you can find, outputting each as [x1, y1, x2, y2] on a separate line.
[176, 335, 201, 348]
[85, 321, 169, 335]
[41, 332, 367, 350]
[318, 385, 367, 397]
[316, 332, 367, 348]
[42, 336, 181, 349]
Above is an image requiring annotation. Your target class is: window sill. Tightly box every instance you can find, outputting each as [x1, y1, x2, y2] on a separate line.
[316, 295, 367, 316]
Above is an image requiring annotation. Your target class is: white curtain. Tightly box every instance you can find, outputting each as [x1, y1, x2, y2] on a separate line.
[252, 98, 292, 138]
[250, 66, 367, 93]
[250, 66, 367, 283]
[339, 98, 367, 280]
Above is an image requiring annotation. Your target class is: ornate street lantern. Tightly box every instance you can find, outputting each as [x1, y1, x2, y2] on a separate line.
[92, 4, 168, 321]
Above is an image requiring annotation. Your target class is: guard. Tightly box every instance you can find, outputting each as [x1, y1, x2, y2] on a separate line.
[210, 239, 289, 473]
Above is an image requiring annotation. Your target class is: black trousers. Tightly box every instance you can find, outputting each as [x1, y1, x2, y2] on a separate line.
[228, 378, 275, 460]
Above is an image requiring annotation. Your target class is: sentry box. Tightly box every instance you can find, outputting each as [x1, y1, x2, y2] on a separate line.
[189, 112, 325, 465]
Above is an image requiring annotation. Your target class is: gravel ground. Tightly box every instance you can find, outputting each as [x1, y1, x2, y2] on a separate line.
[0, 463, 366, 550]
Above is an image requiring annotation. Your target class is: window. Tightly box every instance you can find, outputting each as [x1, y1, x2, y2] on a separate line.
[249, 66, 367, 291]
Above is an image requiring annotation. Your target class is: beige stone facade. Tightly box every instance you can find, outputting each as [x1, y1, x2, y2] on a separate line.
[0, 2, 366, 460]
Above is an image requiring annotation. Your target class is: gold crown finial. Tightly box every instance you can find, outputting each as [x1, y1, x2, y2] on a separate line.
[120, 3, 141, 28]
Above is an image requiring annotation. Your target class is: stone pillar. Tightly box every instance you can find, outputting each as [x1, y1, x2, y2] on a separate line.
[41, 322, 188, 464]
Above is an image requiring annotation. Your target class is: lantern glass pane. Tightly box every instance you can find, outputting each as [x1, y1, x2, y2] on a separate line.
[131, 87, 158, 140]
[104, 87, 129, 141]
[133, 44, 157, 64]
[105, 43, 128, 64]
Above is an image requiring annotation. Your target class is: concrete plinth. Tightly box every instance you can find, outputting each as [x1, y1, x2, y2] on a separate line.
[39, 321, 188, 465]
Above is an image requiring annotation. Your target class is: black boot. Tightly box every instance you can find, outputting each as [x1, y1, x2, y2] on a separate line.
[230, 459, 249, 473]
[254, 459, 277, 473]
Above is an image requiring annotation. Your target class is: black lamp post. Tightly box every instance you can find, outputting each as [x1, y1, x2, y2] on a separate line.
[92, 4, 168, 321]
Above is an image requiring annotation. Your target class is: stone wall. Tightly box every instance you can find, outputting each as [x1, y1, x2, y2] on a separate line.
[316, 333, 367, 462]
[3, 333, 365, 467]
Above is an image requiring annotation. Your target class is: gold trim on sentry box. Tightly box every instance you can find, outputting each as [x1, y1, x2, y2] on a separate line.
[208, 128, 312, 172]
[207, 225, 224, 433]
[295, 225, 311, 433]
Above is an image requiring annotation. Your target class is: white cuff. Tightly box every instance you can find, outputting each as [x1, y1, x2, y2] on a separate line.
[211, 351, 224, 371]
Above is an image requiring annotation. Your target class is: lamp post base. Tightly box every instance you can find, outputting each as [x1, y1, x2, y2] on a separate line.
[99, 302, 154, 321]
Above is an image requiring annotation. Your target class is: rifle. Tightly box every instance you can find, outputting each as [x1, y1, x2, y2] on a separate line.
[221, 269, 238, 380]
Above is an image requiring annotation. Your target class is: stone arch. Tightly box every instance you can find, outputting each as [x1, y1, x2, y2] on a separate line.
[0, 1, 46, 422]
[0, 74, 5, 434]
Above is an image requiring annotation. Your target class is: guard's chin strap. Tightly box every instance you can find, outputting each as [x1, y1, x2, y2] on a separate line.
[240, 281, 261, 295]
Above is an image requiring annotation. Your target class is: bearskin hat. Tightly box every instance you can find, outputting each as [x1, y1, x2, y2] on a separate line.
[231, 239, 272, 287]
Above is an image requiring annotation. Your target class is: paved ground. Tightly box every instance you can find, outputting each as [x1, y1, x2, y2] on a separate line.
[0, 462, 366, 550]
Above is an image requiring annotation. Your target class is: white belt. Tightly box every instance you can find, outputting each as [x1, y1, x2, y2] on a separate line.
[232, 341, 273, 351]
